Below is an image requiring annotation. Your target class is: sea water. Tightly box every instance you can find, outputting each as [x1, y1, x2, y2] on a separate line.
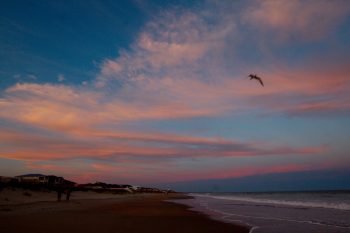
[170, 191, 350, 233]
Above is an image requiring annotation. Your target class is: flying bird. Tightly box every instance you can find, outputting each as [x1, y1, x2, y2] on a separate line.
[248, 74, 264, 87]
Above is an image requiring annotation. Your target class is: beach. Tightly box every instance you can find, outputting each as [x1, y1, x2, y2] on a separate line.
[0, 189, 249, 233]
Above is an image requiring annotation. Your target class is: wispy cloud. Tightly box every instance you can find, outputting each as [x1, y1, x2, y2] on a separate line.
[242, 0, 350, 41]
[0, 123, 328, 161]
[1, 3, 349, 133]
[0, 1, 349, 183]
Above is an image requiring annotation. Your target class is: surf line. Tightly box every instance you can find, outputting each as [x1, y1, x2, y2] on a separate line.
[206, 207, 350, 229]
[221, 215, 258, 233]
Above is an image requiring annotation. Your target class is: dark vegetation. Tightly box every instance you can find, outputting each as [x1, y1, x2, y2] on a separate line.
[0, 176, 176, 195]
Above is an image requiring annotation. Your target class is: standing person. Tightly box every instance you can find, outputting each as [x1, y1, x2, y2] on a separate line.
[66, 188, 72, 201]
[57, 187, 62, 202]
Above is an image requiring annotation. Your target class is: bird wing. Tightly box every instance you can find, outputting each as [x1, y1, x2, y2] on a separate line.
[248, 74, 264, 86]
[258, 78, 264, 86]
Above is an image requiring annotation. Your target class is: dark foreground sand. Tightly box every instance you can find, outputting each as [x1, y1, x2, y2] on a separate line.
[0, 193, 249, 233]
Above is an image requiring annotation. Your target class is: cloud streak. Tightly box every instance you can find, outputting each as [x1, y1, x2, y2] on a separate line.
[24, 158, 343, 184]
[0, 124, 328, 161]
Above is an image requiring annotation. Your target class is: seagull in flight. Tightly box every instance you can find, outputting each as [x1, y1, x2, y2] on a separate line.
[248, 74, 264, 87]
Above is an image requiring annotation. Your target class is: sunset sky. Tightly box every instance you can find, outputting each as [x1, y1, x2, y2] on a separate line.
[1, 0, 350, 190]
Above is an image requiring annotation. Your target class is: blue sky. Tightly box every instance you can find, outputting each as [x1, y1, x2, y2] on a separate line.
[0, 0, 350, 191]
[0, 0, 147, 87]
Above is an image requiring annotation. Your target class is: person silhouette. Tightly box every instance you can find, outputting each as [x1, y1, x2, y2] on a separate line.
[57, 187, 63, 202]
[66, 188, 72, 201]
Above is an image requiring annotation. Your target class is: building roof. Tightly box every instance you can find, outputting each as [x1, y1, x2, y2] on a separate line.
[16, 174, 46, 177]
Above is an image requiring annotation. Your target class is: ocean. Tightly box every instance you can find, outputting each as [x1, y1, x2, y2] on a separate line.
[170, 191, 350, 233]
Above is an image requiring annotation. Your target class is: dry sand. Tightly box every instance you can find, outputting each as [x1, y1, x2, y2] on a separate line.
[0, 189, 249, 233]
[0, 188, 122, 205]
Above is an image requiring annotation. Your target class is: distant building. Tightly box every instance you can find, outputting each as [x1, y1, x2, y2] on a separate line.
[46, 175, 65, 185]
[0, 176, 17, 183]
[15, 174, 75, 186]
[15, 174, 47, 184]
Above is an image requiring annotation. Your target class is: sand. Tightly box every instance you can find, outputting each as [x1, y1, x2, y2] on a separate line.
[0, 188, 123, 205]
[0, 190, 249, 233]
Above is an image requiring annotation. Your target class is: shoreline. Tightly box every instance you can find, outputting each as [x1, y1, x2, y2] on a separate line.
[179, 193, 350, 233]
[0, 192, 250, 233]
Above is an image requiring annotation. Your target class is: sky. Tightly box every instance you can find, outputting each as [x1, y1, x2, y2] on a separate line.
[1, 0, 350, 191]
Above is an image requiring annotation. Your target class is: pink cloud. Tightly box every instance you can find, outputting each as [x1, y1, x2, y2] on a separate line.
[146, 161, 345, 184]
[95, 8, 235, 87]
[24, 160, 177, 184]
[20, 146, 349, 184]
[284, 101, 350, 116]
[166, 164, 312, 182]
[243, 0, 350, 41]
[0, 123, 328, 162]
[240, 61, 350, 116]
[137, 33, 208, 69]
[0, 82, 231, 130]
[1, 5, 348, 136]
[4, 63, 349, 133]
[67, 162, 342, 184]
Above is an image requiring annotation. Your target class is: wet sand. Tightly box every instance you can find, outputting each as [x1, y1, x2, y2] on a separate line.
[0, 193, 249, 233]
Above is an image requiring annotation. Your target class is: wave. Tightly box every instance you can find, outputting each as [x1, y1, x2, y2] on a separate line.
[190, 193, 350, 211]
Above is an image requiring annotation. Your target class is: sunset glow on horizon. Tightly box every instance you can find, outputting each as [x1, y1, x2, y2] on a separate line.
[1, 0, 350, 190]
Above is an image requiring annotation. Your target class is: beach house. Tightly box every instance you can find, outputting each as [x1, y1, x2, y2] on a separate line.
[15, 174, 48, 184]
[15, 174, 74, 186]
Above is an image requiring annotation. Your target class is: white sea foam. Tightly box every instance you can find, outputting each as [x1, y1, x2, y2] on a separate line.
[190, 192, 350, 211]
[172, 191, 350, 233]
